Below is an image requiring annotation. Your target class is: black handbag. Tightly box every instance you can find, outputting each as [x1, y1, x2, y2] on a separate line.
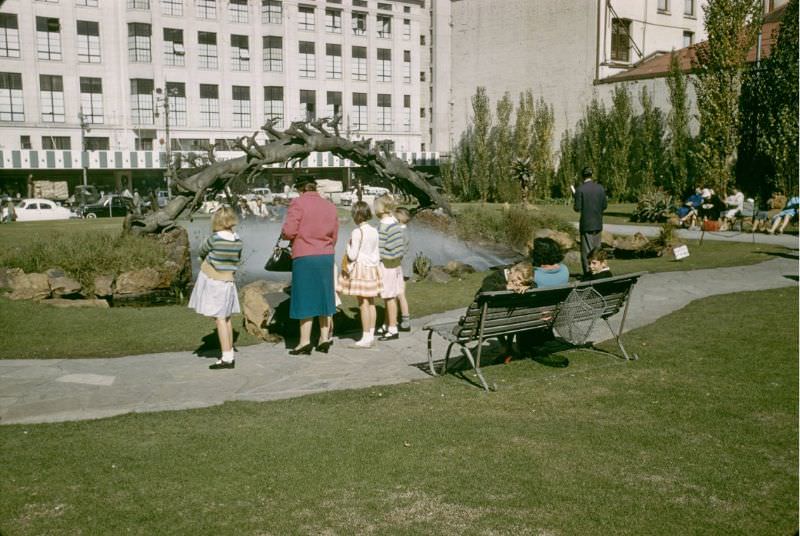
[264, 238, 293, 272]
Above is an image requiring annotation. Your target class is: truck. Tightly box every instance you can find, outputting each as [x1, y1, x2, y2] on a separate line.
[32, 180, 69, 201]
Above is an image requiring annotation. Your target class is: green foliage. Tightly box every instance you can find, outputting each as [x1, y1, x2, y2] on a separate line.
[530, 97, 556, 198]
[693, 0, 763, 194]
[605, 86, 635, 198]
[412, 251, 432, 279]
[0, 230, 168, 291]
[631, 189, 675, 223]
[666, 52, 694, 196]
[454, 205, 576, 252]
[630, 87, 667, 195]
[471, 87, 493, 203]
[490, 92, 515, 201]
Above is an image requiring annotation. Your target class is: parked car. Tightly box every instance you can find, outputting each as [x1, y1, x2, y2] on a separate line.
[1, 198, 77, 222]
[339, 185, 392, 206]
[81, 195, 134, 218]
[244, 187, 273, 203]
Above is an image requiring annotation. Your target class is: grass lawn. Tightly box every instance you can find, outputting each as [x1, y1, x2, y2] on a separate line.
[0, 287, 796, 534]
[452, 201, 642, 225]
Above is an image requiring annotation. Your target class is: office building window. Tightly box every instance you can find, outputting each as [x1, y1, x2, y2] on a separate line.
[419, 70, 425, 82]
[36, 17, 62, 61]
[299, 6, 315, 31]
[611, 18, 630, 62]
[352, 45, 367, 81]
[79, 77, 103, 124]
[353, 0, 367, 6]
[263, 35, 282, 71]
[377, 48, 391, 82]
[43, 137, 72, 150]
[229, 0, 249, 23]
[21, 135, 31, 149]
[0, 14, 20, 58]
[77, 0, 100, 6]
[166, 81, 187, 126]
[326, 44, 342, 79]
[300, 89, 316, 121]
[232, 85, 251, 128]
[683, 31, 694, 48]
[163, 28, 185, 66]
[326, 91, 341, 119]
[403, 94, 411, 130]
[657, 0, 669, 12]
[128, 0, 149, 8]
[84, 137, 109, 150]
[198, 31, 218, 69]
[0, 72, 23, 122]
[162, 0, 183, 15]
[76, 20, 100, 63]
[130, 78, 154, 124]
[40, 74, 65, 123]
[377, 14, 391, 38]
[231, 34, 250, 71]
[352, 92, 366, 130]
[403, 18, 410, 40]
[196, 0, 217, 18]
[326, 9, 342, 33]
[684, 0, 694, 16]
[299, 41, 315, 78]
[377, 93, 391, 131]
[403, 50, 411, 83]
[352, 11, 366, 36]
[263, 85, 283, 127]
[262, 0, 282, 23]
[199, 83, 219, 127]
[128, 22, 151, 63]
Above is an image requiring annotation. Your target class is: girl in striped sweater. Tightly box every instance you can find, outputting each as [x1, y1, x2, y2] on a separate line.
[188, 206, 243, 369]
[375, 195, 408, 341]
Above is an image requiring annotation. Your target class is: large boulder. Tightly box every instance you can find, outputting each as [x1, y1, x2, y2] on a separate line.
[8, 272, 50, 301]
[0, 267, 23, 291]
[564, 250, 582, 268]
[41, 298, 109, 308]
[114, 267, 163, 297]
[600, 230, 615, 248]
[93, 274, 114, 298]
[443, 260, 476, 277]
[241, 280, 287, 341]
[534, 228, 576, 251]
[427, 266, 451, 284]
[614, 232, 658, 258]
[156, 227, 192, 290]
[46, 268, 82, 298]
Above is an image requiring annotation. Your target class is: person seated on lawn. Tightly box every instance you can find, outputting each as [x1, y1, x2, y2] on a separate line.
[677, 188, 704, 228]
[531, 237, 569, 288]
[583, 248, 613, 281]
[767, 194, 800, 235]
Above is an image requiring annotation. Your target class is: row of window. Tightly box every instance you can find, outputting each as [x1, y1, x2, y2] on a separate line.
[657, 0, 697, 17]
[0, 73, 414, 132]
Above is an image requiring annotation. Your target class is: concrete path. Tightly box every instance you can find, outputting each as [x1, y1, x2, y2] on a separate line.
[586, 222, 799, 248]
[1, 253, 797, 425]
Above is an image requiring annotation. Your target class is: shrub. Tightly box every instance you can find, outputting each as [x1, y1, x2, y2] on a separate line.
[631, 190, 675, 223]
[454, 205, 576, 252]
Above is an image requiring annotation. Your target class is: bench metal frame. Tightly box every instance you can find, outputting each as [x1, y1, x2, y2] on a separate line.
[424, 273, 644, 391]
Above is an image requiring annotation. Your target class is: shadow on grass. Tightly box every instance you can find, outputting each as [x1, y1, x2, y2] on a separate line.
[267, 301, 388, 347]
[760, 250, 800, 261]
[193, 329, 245, 358]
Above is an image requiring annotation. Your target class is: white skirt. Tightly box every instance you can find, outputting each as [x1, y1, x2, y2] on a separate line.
[188, 271, 241, 318]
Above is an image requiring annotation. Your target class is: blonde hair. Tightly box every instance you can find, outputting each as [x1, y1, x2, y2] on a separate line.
[212, 206, 238, 232]
[506, 261, 533, 294]
[394, 206, 411, 224]
[373, 193, 397, 217]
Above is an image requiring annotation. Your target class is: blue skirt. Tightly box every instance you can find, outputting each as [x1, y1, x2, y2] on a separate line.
[290, 254, 336, 319]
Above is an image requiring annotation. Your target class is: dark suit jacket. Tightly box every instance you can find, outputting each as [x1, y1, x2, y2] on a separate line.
[573, 180, 608, 232]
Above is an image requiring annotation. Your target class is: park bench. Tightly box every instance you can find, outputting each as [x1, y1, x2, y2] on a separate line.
[423, 272, 645, 391]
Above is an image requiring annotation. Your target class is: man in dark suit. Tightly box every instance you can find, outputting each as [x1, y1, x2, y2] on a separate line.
[573, 167, 607, 276]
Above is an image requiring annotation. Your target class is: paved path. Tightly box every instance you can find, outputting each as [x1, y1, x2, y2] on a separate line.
[1, 253, 797, 425]
[586, 222, 799, 248]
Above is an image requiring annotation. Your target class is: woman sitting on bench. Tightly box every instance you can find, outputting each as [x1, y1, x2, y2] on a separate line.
[531, 237, 569, 288]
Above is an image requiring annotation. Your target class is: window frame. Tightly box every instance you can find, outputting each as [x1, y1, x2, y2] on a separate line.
[230, 34, 250, 71]
[0, 14, 20, 58]
[610, 18, 631, 63]
[376, 14, 391, 38]
[377, 93, 391, 131]
[261, 0, 282, 24]
[229, 0, 249, 23]
[351, 92, 367, 131]
[299, 41, 316, 78]
[162, 0, 183, 16]
[376, 48, 391, 82]
[40, 74, 65, 123]
[352, 45, 367, 81]
[36, 17, 62, 61]
[163, 28, 185, 66]
[298, 5, 315, 31]
[232, 85, 251, 128]
[196, 0, 217, 19]
[127, 22, 152, 63]
[263, 85, 283, 127]
[79, 76, 104, 124]
[197, 31, 218, 69]
[130, 78, 155, 124]
[299, 89, 316, 122]
[325, 43, 342, 79]
[325, 8, 342, 33]
[199, 83, 220, 127]
[0, 72, 24, 122]
[262, 35, 283, 72]
[77, 20, 101, 63]
[166, 81, 187, 126]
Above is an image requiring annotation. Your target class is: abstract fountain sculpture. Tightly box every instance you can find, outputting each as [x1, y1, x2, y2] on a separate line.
[126, 115, 451, 235]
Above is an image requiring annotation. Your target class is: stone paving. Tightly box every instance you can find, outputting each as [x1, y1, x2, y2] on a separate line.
[0, 236, 797, 425]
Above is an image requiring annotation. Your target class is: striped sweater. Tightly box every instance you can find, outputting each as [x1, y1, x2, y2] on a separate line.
[378, 218, 408, 268]
[199, 231, 242, 273]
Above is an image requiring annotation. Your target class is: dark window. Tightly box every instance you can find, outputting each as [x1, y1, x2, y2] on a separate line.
[611, 18, 630, 62]
[42, 136, 71, 150]
[85, 137, 109, 150]
[0, 14, 20, 58]
[300, 89, 316, 121]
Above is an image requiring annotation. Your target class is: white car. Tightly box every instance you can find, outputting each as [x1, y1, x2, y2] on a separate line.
[2, 198, 76, 222]
[244, 187, 274, 203]
[339, 185, 392, 206]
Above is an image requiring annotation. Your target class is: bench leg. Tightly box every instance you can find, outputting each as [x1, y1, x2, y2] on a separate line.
[601, 292, 639, 361]
[426, 330, 462, 376]
[460, 345, 491, 392]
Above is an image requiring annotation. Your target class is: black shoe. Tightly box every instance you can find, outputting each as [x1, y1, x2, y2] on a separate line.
[316, 339, 334, 353]
[398, 324, 411, 332]
[209, 359, 235, 370]
[378, 332, 399, 341]
[289, 343, 313, 356]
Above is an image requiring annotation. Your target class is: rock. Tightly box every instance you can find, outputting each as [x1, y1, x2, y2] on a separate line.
[155, 227, 192, 290]
[8, 272, 50, 301]
[0, 267, 23, 291]
[600, 231, 615, 248]
[114, 268, 163, 297]
[444, 260, 476, 277]
[46, 268, 82, 298]
[535, 228, 576, 251]
[614, 232, 658, 258]
[564, 250, 582, 267]
[93, 274, 114, 298]
[241, 280, 286, 341]
[427, 266, 451, 284]
[41, 298, 109, 308]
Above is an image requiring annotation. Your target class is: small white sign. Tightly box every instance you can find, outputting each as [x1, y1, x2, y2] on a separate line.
[673, 245, 690, 260]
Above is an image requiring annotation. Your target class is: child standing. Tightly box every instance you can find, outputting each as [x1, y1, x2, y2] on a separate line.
[337, 201, 382, 348]
[188, 206, 243, 369]
[375, 196, 408, 340]
[393, 206, 412, 332]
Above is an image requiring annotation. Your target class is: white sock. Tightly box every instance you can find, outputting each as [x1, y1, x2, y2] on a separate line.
[368, 328, 375, 338]
[222, 350, 234, 362]
[387, 326, 398, 335]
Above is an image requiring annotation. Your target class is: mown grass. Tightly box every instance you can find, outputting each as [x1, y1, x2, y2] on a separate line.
[0, 287, 796, 535]
[452, 201, 641, 226]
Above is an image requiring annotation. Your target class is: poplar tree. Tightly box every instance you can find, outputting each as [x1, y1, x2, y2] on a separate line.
[530, 97, 555, 198]
[491, 92, 514, 201]
[471, 87, 493, 203]
[630, 86, 667, 194]
[666, 51, 692, 196]
[605, 85, 634, 199]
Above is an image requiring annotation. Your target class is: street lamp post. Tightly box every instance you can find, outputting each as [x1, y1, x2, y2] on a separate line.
[78, 111, 90, 187]
[155, 87, 177, 200]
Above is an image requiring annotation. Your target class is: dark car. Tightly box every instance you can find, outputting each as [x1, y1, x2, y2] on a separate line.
[81, 195, 134, 218]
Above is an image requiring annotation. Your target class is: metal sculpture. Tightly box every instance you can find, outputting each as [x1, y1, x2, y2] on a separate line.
[126, 116, 451, 234]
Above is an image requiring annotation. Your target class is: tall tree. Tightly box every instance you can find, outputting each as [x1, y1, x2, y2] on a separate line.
[490, 92, 514, 202]
[604, 85, 634, 199]
[630, 86, 667, 194]
[555, 129, 579, 198]
[692, 0, 763, 195]
[471, 87, 493, 203]
[530, 97, 555, 198]
[666, 51, 693, 196]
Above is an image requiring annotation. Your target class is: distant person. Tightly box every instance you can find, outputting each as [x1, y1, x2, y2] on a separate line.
[767, 194, 799, 235]
[132, 189, 142, 215]
[393, 206, 413, 332]
[583, 248, 613, 281]
[375, 195, 407, 341]
[531, 237, 569, 287]
[698, 188, 725, 222]
[573, 166, 607, 276]
[677, 188, 704, 229]
[722, 188, 744, 223]
[188, 206, 242, 370]
[280, 174, 339, 355]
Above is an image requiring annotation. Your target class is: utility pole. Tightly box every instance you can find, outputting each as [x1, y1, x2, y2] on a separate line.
[78, 111, 90, 187]
[155, 87, 177, 200]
